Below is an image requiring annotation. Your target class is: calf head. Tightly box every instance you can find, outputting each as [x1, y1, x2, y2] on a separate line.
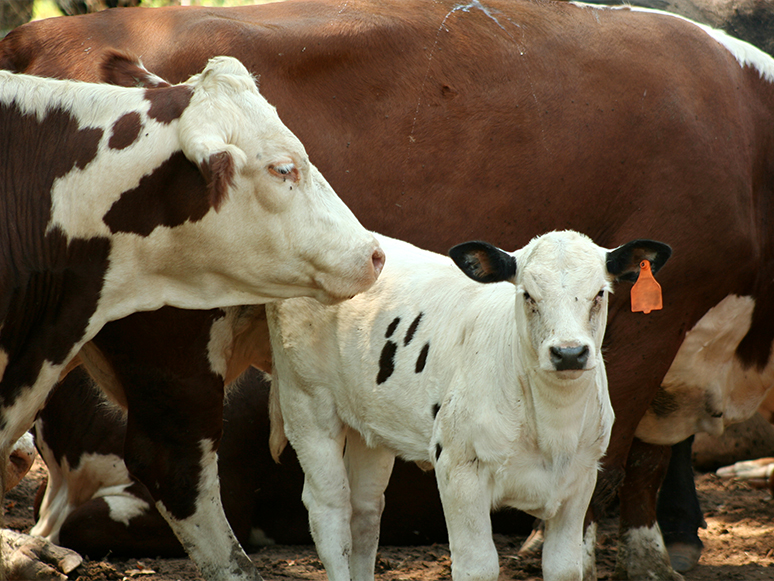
[450, 231, 671, 376]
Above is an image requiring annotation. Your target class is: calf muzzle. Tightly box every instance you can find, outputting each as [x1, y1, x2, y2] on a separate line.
[549, 345, 589, 371]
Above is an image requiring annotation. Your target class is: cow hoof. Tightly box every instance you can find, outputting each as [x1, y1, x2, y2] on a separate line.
[2, 530, 83, 580]
[667, 542, 702, 573]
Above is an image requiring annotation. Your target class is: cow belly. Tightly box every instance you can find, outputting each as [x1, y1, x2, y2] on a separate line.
[636, 295, 774, 445]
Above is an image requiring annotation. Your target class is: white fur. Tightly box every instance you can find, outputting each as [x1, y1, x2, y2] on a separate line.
[31, 422, 138, 543]
[570, 3, 774, 83]
[156, 439, 258, 581]
[615, 524, 681, 581]
[268, 231, 618, 581]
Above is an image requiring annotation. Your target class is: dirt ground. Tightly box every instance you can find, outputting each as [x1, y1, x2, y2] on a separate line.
[5, 457, 773, 581]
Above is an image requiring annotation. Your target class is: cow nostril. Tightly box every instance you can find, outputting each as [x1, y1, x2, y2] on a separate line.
[371, 247, 386, 278]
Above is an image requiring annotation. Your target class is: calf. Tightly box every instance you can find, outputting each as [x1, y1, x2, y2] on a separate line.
[268, 232, 671, 581]
[0, 54, 382, 580]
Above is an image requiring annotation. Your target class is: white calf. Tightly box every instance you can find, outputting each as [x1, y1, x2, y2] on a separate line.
[268, 231, 672, 581]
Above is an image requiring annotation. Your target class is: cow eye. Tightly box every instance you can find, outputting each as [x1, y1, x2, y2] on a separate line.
[269, 162, 299, 183]
[594, 289, 605, 304]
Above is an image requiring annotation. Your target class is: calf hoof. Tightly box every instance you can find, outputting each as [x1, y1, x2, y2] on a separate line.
[666, 542, 702, 573]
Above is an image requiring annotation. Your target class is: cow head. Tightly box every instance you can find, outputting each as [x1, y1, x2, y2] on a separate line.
[101, 53, 384, 306]
[450, 231, 671, 378]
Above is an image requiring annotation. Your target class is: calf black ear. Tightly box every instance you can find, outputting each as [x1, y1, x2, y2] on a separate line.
[606, 240, 672, 282]
[449, 241, 517, 283]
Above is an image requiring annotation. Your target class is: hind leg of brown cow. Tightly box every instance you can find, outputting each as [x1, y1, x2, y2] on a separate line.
[615, 438, 683, 581]
[657, 436, 704, 573]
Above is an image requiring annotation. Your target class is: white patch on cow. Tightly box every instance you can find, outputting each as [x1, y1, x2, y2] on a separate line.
[1, 360, 67, 449]
[156, 438, 256, 581]
[616, 524, 682, 581]
[582, 522, 598, 581]
[269, 232, 619, 581]
[101, 487, 150, 527]
[636, 295, 774, 445]
[31, 427, 135, 543]
[207, 309, 238, 380]
[9, 431, 34, 458]
[570, 3, 774, 84]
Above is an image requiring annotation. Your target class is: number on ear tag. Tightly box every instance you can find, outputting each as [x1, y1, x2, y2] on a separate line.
[631, 260, 663, 314]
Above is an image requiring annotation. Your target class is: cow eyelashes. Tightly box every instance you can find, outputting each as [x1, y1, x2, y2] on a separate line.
[268, 162, 299, 183]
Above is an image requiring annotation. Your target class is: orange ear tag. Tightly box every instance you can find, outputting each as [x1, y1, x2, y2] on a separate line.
[631, 260, 663, 314]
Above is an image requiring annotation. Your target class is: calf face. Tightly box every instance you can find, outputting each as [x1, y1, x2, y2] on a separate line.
[450, 233, 672, 376]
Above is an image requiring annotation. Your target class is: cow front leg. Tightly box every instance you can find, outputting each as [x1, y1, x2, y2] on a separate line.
[615, 438, 682, 581]
[344, 430, 395, 581]
[123, 385, 258, 581]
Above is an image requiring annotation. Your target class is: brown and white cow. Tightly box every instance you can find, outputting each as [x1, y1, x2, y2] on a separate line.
[0, 53, 382, 580]
[3, 1, 774, 579]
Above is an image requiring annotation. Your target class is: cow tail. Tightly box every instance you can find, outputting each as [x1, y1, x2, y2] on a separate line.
[268, 377, 288, 463]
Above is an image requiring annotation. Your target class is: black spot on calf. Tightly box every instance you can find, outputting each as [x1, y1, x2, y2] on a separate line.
[376, 340, 397, 384]
[404, 313, 423, 346]
[415, 342, 430, 373]
[385, 317, 400, 338]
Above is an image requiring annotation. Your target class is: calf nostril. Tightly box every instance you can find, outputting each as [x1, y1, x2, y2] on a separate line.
[372, 247, 386, 278]
[550, 345, 589, 371]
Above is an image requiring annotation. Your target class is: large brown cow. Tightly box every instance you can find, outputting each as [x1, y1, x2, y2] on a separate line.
[3, 1, 774, 580]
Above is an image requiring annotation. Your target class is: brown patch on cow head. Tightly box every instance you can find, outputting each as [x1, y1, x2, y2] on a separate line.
[108, 112, 142, 150]
[649, 385, 680, 418]
[100, 50, 171, 89]
[145, 85, 193, 124]
[198, 151, 235, 212]
[103, 151, 211, 236]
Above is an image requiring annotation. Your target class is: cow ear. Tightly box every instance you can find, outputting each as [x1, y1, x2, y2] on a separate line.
[100, 50, 171, 88]
[182, 138, 247, 212]
[197, 150, 238, 212]
[606, 239, 672, 282]
[449, 241, 517, 283]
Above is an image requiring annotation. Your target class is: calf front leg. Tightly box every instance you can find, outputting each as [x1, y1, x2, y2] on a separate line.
[280, 387, 352, 581]
[542, 472, 596, 581]
[344, 431, 395, 581]
[435, 454, 498, 581]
